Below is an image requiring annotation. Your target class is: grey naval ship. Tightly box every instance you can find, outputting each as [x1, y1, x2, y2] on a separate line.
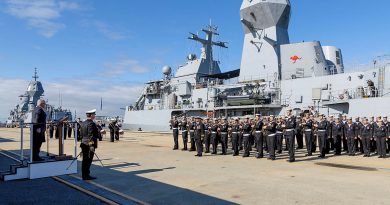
[6, 69, 72, 127]
[124, 0, 390, 131]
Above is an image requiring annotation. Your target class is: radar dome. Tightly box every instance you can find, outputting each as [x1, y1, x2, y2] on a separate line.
[162, 66, 172, 75]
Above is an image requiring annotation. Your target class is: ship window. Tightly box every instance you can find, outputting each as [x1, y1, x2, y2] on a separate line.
[336, 58, 341, 65]
[336, 51, 340, 58]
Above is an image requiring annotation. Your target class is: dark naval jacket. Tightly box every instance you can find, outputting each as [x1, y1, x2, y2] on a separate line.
[32, 106, 47, 143]
[80, 119, 99, 148]
[331, 122, 344, 137]
[360, 124, 373, 138]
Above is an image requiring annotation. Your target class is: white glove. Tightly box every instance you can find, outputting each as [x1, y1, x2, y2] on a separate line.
[37, 128, 41, 134]
[89, 146, 95, 153]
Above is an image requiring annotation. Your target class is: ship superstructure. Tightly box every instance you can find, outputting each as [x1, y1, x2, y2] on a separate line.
[6, 69, 72, 127]
[124, 0, 390, 131]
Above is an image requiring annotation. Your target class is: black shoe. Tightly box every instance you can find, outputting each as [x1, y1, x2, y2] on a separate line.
[288, 159, 295, 163]
[211, 152, 217, 154]
[173, 147, 178, 150]
[378, 156, 383, 158]
[33, 157, 44, 162]
[181, 148, 188, 151]
[242, 155, 249, 158]
[204, 151, 210, 153]
[83, 176, 97, 180]
[233, 154, 238, 156]
[195, 154, 202, 157]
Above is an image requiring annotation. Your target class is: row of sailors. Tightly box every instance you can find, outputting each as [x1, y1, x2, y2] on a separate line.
[170, 111, 390, 161]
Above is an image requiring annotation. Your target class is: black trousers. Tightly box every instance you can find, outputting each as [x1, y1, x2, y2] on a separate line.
[305, 131, 313, 156]
[49, 129, 54, 139]
[343, 136, 348, 152]
[221, 133, 228, 154]
[296, 131, 304, 149]
[182, 131, 188, 150]
[189, 131, 196, 151]
[68, 128, 73, 139]
[81, 143, 94, 179]
[115, 131, 119, 140]
[32, 131, 45, 160]
[238, 132, 243, 150]
[358, 138, 364, 153]
[232, 132, 239, 155]
[386, 138, 390, 153]
[243, 134, 251, 157]
[317, 131, 327, 157]
[204, 131, 210, 152]
[267, 134, 276, 159]
[377, 136, 386, 157]
[312, 134, 317, 153]
[285, 130, 295, 161]
[361, 136, 371, 156]
[276, 133, 283, 153]
[195, 135, 203, 156]
[211, 132, 218, 154]
[370, 138, 377, 152]
[347, 136, 356, 155]
[255, 131, 264, 158]
[173, 129, 179, 149]
[110, 131, 114, 142]
[329, 137, 335, 150]
[333, 135, 342, 155]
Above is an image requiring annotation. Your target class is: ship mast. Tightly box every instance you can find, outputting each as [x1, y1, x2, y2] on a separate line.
[188, 24, 228, 74]
[32, 68, 39, 81]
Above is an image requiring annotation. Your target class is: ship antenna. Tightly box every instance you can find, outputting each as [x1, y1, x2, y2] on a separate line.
[32, 68, 39, 81]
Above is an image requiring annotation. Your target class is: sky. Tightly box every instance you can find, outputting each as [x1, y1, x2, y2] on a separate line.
[0, 0, 389, 122]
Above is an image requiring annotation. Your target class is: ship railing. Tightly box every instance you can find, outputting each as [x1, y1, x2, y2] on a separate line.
[325, 86, 383, 102]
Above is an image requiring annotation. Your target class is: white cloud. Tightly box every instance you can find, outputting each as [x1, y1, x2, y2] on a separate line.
[93, 21, 127, 40]
[0, 77, 144, 122]
[4, 0, 80, 37]
[103, 58, 151, 77]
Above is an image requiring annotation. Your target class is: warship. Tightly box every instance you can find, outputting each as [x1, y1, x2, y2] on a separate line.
[123, 0, 390, 131]
[6, 69, 73, 127]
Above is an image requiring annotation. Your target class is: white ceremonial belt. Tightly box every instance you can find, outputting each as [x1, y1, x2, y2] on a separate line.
[276, 131, 283, 134]
[268, 134, 276, 136]
[243, 134, 250, 136]
[190, 130, 195, 132]
[232, 132, 238, 134]
[182, 130, 188, 132]
[173, 128, 178, 130]
[255, 131, 261, 133]
[305, 129, 312, 132]
[211, 131, 217, 134]
[221, 132, 228, 134]
[285, 129, 294, 132]
[318, 130, 326, 132]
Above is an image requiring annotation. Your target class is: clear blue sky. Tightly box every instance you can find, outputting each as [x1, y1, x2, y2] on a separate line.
[0, 0, 389, 121]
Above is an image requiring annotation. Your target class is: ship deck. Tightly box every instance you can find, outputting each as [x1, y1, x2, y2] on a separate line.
[1, 128, 390, 205]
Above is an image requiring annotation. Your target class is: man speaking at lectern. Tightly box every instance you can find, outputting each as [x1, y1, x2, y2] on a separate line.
[32, 99, 47, 162]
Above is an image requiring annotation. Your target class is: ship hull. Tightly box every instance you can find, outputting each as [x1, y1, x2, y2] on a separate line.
[123, 109, 173, 132]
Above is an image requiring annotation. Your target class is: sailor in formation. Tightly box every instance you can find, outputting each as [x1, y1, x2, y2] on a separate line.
[170, 112, 390, 160]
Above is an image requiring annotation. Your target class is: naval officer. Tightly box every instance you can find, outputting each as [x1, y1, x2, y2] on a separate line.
[80, 109, 99, 180]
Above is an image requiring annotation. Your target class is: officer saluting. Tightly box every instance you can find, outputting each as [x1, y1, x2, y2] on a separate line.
[80, 109, 99, 180]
